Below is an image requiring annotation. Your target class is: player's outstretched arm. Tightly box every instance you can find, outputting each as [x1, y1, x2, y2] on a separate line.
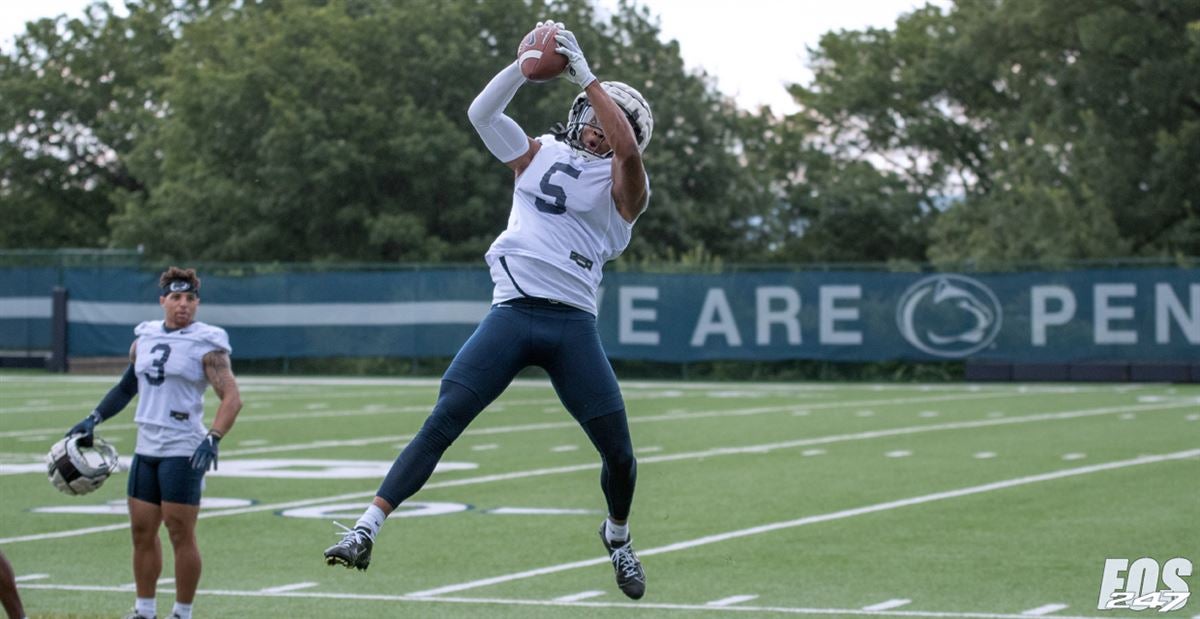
[467, 46, 542, 174]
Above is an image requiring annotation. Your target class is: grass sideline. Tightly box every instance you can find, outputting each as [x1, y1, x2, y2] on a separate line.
[1, 374, 1196, 618]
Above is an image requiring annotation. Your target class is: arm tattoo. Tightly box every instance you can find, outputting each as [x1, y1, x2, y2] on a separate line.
[203, 351, 234, 397]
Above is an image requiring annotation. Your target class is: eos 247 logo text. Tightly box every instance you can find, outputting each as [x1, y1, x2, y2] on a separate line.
[1098, 557, 1191, 612]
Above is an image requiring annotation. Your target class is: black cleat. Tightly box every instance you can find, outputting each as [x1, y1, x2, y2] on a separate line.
[599, 522, 646, 600]
[324, 523, 374, 571]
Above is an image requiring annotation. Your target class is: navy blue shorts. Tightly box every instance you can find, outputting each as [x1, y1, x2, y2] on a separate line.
[443, 298, 625, 423]
[127, 454, 204, 505]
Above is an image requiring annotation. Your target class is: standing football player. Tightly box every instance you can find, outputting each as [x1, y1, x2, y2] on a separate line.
[65, 266, 243, 619]
[324, 21, 652, 599]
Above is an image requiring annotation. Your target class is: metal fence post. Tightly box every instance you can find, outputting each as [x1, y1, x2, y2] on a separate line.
[48, 286, 69, 373]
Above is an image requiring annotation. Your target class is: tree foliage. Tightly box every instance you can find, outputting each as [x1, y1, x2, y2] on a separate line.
[2, 0, 1196, 267]
[2, 0, 763, 264]
[790, 0, 1200, 266]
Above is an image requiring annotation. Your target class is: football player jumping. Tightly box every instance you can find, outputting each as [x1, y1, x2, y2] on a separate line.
[65, 266, 243, 619]
[324, 21, 652, 600]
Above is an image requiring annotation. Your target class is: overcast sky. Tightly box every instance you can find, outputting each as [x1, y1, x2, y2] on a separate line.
[0, 0, 949, 114]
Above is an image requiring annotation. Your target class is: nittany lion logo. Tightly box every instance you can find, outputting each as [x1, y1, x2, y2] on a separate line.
[896, 274, 1002, 358]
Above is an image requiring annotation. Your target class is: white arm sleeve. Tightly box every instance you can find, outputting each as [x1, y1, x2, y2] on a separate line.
[467, 61, 530, 163]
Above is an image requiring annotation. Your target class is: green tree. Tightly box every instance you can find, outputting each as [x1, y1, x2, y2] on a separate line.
[791, 0, 1200, 266]
[4, 0, 767, 265]
[0, 0, 194, 249]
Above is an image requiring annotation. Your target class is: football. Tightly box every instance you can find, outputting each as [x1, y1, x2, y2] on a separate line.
[517, 23, 567, 82]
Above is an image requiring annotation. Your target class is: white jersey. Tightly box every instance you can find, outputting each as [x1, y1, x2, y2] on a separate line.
[485, 135, 648, 315]
[131, 320, 231, 457]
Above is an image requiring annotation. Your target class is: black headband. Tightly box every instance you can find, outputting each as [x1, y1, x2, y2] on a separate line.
[160, 279, 197, 296]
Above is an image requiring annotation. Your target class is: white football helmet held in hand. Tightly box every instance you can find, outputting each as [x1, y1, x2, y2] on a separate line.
[47, 434, 120, 495]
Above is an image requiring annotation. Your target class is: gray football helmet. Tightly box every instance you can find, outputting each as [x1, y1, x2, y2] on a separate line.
[47, 434, 120, 495]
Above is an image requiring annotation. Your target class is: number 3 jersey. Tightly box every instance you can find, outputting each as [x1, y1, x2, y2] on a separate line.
[131, 320, 231, 457]
[484, 135, 650, 315]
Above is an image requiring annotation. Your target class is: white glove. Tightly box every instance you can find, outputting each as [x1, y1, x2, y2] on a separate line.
[554, 28, 596, 88]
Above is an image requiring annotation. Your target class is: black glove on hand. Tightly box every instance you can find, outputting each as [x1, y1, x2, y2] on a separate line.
[65, 413, 99, 447]
[190, 433, 221, 471]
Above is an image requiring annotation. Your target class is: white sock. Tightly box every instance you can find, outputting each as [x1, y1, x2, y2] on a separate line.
[606, 519, 629, 544]
[135, 597, 156, 618]
[171, 602, 193, 619]
[356, 504, 386, 539]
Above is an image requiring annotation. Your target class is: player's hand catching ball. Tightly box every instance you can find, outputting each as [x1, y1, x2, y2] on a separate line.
[555, 28, 595, 88]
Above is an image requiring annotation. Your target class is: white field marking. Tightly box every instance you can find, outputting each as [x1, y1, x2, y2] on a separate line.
[885, 450, 913, 458]
[4, 400, 1196, 545]
[1023, 604, 1069, 615]
[0, 395, 563, 438]
[635, 446, 663, 453]
[919, 411, 940, 418]
[864, 599, 913, 611]
[792, 410, 810, 416]
[802, 449, 826, 456]
[1, 374, 1149, 399]
[552, 590, 605, 602]
[0, 373, 1046, 393]
[1062, 453, 1086, 461]
[1187, 414, 1199, 421]
[14, 583, 1129, 619]
[237, 439, 270, 447]
[261, 582, 319, 593]
[707, 594, 759, 606]
[550, 445, 579, 453]
[0, 401, 95, 415]
[856, 410, 876, 417]
[154, 389, 1044, 457]
[471, 444, 499, 451]
[13, 573, 48, 582]
[974, 452, 997, 459]
[404, 449, 1200, 598]
[211, 389, 1047, 457]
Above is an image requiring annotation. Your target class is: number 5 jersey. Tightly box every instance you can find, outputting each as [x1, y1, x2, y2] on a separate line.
[132, 320, 232, 458]
[484, 135, 650, 315]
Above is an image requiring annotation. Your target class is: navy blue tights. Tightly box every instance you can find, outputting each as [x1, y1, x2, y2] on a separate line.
[376, 379, 637, 520]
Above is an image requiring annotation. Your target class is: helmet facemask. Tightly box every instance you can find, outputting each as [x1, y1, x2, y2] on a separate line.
[565, 81, 653, 160]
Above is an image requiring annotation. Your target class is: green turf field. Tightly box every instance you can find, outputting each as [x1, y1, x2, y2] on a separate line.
[2, 374, 1196, 618]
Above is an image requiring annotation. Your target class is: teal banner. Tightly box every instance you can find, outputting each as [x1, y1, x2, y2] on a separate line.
[2, 267, 1196, 362]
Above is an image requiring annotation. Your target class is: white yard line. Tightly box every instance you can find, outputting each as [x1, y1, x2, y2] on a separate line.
[15, 583, 1126, 618]
[403, 449, 1199, 598]
[1, 388, 1021, 443]
[260, 582, 319, 593]
[3, 400, 1194, 545]
[6, 374, 1134, 392]
[707, 594, 760, 606]
[1023, 604, 1069, 616]
[552, 590, 605, 602]
[864, 599, 913, 611]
